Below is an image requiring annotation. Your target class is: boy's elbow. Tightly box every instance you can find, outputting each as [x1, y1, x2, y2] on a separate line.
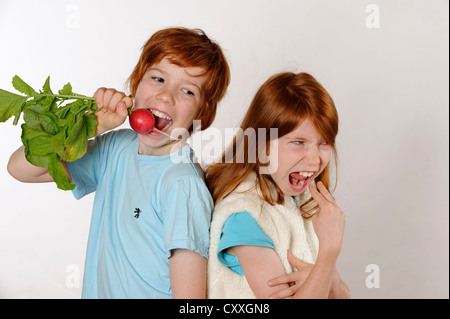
[7, 157, 24, 181]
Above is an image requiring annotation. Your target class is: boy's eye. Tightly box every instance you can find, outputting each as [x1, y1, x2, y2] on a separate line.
[152, 77, 164, 83]
[182, 88, 195, 96]
[292, 141, 304, 145]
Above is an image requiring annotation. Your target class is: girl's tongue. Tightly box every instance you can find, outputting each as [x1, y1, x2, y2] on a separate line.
[289, 172, 307, 187]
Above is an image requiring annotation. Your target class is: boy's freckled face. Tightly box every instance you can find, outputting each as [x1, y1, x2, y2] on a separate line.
[134, 57, 207, 155]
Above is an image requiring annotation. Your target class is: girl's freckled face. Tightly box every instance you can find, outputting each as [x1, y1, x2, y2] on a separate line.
[268, 119, 332, 196]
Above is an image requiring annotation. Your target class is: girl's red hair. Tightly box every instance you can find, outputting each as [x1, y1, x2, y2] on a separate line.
[206, 72, 339, 218]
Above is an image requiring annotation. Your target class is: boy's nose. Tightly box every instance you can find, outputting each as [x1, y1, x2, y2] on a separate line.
[156, 88, 175, 105]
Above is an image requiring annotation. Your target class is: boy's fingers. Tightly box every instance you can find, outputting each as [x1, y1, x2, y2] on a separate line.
[117, 102, 129, 117]
[101, 89, 117, 111]
[93, 87, 106, 108]
[122, 96, 134, 109]
[109, 91, 125, 112]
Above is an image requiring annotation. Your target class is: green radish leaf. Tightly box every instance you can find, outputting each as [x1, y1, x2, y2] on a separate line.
[42, 76, 52, 94]
[47, 154, 75, 190]
[0, 89, 28, 123]
[58, 83, 73, 96]
[12, 75, 37, 96]
[1, 75, 98, 190]
[65, 120, 87, 162]
[84, 113, 97, 138]
[28, 135, 53, 156]
[51, 129, 67, 160]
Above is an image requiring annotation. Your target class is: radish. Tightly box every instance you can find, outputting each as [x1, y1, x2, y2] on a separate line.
[129, 109, 178, 140]
[129, 109, 155, 134]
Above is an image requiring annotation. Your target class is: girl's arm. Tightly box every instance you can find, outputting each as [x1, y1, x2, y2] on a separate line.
[267, 252, 350, 299]
[236, 181, 346, 299]
[230, 245, 290, 298]
[169, 249, 207, 298]
[328, 269, 351, 299]
[234, 244, 340, 299]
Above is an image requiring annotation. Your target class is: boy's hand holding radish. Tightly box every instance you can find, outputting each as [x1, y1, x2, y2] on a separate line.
[94, 88, 177, 140]
[94, 88, 133, 136]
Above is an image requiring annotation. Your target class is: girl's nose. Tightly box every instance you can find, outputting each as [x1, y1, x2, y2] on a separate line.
[304, 146, 321, 166]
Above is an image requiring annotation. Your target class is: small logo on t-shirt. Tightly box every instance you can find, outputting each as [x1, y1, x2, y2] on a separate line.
[133, 208, 141, 219]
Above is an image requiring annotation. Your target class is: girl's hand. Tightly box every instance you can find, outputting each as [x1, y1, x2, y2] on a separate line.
[94, 88, 133, 136]
[309, 181, 345, 260]
[267, 250, 314, 299]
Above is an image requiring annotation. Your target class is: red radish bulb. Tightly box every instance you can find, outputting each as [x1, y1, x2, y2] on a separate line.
[129, 109, 155, 134]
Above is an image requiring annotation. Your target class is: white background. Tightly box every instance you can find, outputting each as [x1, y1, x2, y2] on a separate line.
[0, 0, 448, 298]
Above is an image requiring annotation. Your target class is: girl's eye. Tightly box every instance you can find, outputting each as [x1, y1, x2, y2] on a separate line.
[292, 141, 304, 145]
[152, 77, 164, 83]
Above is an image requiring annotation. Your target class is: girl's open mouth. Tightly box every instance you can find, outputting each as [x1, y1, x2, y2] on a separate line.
[289, 171, 315, 192]
[148, 109, 173, 133]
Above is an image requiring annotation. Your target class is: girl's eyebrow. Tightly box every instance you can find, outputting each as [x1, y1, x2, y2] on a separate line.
[285, 134, 307, 141]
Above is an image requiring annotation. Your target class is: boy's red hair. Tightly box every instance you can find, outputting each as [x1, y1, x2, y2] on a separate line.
[127, 27, 230, 131]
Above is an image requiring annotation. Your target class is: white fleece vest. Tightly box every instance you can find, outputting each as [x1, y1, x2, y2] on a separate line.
[207, 173, 319, 299]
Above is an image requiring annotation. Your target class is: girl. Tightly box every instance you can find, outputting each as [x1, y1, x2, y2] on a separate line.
[206, 72, 350, 299]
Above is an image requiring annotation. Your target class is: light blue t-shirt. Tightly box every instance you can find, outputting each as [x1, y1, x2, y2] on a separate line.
[66, 129, 213, 299]
[218, 212, 274, 275]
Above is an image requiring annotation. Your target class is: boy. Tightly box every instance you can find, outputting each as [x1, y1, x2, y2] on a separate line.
[8, 27, 230, 298]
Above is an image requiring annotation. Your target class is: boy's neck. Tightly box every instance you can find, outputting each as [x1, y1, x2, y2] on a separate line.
[138, 139, 186, 156]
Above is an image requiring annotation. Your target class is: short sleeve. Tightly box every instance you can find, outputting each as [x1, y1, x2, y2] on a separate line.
[66, 137, 103, 199]
[161, 176, 213, 259]
[66, 129, 132, 200]
[218, 212, 274, 275]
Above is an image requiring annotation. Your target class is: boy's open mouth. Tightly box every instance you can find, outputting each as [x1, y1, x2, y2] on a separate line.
[148, 109, 173, 132]
[289, 171, 315, 191]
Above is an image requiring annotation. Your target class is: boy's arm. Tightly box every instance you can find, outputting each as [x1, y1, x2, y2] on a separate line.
[7, 145, 66, 183]
[7, 88, 132, 184]
[169, 249, 207, 298]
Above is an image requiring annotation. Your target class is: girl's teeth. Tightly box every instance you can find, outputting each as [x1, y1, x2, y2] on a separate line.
[300, 172, 314, 177]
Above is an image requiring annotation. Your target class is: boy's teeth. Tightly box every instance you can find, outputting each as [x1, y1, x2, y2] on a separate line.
[150, 109, 172, 120]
